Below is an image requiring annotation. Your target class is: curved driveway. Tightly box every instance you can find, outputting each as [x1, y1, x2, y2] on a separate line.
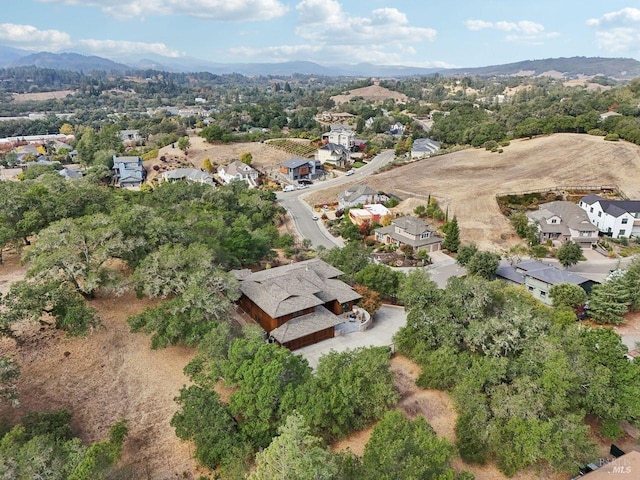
[276, 150, 395, 249]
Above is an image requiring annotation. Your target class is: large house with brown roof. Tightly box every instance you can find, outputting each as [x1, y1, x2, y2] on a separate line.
[232, 259, 361, 350]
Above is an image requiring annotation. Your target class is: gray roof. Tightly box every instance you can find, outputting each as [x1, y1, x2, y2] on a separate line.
[412, 138, 441, 153]
[113, 155, 142, 164]
[58, 168, 83, 179]
[280, 157, 312, 169]
[390, 215, 433, 236]
[496, 265, 526, 284]
[269, 305, 344, 344]
[162, 168, 213, 183]
[320, 142, 349, 154]
[232, 259, 361, 319]
[527, 201, 598, 232]
[220, 160, 257, 176]
[514, 260, 591, 286]
[580, 194, 640, 217]
[339, 184, 377, 204]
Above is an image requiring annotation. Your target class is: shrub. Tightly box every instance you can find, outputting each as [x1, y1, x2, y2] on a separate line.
[604, 133, 620, 141]
[587, 129, 606, 136]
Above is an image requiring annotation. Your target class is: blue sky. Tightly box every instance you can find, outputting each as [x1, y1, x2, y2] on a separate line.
[2, 1, 640, 67]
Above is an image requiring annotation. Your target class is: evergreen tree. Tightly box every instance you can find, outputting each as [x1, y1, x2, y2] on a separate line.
[443, 216, 460, 252]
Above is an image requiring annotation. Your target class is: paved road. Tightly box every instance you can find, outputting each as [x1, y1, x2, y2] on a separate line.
[276, 150, 396, 249]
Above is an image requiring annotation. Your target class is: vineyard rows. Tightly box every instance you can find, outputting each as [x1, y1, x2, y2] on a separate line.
[266, 139, 316, 157]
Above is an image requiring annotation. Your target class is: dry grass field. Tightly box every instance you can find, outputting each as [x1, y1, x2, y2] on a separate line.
[307, 133, 640, 251]
[331, 84, 409, 105]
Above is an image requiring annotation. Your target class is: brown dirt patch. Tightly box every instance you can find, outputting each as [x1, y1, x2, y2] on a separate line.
[11, 90, 76, 102]
[0, 252, 203, 479]
[306, 134, 640, 251]
[331, 84, 409, 105]
[332, 355, 566, 480]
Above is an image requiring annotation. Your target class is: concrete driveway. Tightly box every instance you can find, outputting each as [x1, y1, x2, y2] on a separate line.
[295, 304, 407, 369]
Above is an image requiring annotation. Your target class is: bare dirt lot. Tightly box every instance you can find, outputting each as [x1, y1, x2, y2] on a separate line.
[11, 90, 76, 103]
[331, 84, 409, 105]
[308, 134, 640, 251]
[0, 252, 202, 479]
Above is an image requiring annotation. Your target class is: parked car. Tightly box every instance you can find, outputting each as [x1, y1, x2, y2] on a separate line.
[283, 185, 296, 192]
[299, 179, 313, 185]
[312, 214, 319, 220]
[345, 169, 355, 176]
[297, 184, 308, 190]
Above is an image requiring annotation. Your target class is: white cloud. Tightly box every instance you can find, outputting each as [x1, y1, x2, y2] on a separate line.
[77, 39, 180, 57]
[228, 2, 437, 65]
[0, 23, 72, 50]
[587, 8, 640, 53]
[465, 18, 554, 44]
[0, 23, 180, 57]
[296, 0, 342, 24]
[37, 0, 289, 21]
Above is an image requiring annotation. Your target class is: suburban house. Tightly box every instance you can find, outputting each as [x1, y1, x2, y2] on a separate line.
[119, 129, 142, 144]
[579, 194, 640, 238]
[58, 167, 83, 180]
[232, 259, 362, 350]
[161, 168, 214, 185]
[217, 160, 259, 187]
[112, 155, 146, 188]
[348, 204, 392, 226]
[387, 122, 405, 136]
[526, 201, 599, 246]
[322, 126, 355, 150]
[315, 143, 350, 168]
[374, 215, 443, 253]
[497, 260, 596, 306]
[410, 138, 441, 159]
[338, 184, 388, 209]
[279, 158, 321, 182]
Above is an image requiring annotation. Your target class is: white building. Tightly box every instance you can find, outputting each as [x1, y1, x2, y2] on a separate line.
[217, 160, 259, 188]
[322, 126, 355, 150]
[579, 194, 640, 238]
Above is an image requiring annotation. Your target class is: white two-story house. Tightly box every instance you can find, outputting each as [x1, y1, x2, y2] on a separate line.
[579, 194, 640, 238]
[322, 126, 355, 150]
[217, 160, 259, 188]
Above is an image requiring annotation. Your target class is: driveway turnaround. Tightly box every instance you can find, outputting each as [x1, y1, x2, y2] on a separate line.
[295, 304, 407, 369]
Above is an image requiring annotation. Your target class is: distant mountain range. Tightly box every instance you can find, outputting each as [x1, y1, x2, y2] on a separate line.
[1, 46, 639, 79]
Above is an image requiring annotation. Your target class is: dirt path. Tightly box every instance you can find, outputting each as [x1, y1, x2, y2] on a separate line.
[0, 253, 202, 479]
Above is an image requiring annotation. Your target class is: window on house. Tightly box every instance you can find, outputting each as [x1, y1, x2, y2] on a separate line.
[622, 218, 629, 224]
[598, 211, 602, 217]
[619, 230, 626, 236]
[540, 291, 547, 297]
[551, 219, 557, 223]
[590, 207, 594, 213]
[527, 286, 534, 292]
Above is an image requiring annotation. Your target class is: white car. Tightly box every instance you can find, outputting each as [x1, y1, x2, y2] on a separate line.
[297, 184, 308, 190]
[312, 214, 319, 220]
[345, 169, 355, 176]
[283, 185, 296, 192]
